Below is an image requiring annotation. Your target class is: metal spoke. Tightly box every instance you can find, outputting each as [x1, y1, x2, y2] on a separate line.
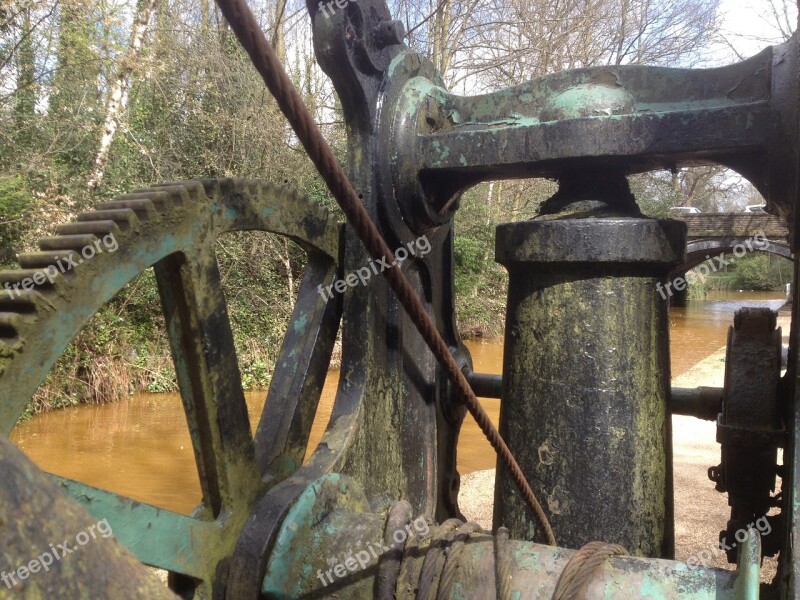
[154, 250, 260, 518]
[254, 253, 341, 477]
[53, 476, 218, 579]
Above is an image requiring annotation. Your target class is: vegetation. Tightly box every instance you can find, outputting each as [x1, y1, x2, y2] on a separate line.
[728, 254, 792, 291]
[686, 253, 793, 298]
[0, 0, 796, 415]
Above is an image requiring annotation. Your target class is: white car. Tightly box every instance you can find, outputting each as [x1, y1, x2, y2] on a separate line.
[668, 206, 701, 214]
[744, 204, 766, 213]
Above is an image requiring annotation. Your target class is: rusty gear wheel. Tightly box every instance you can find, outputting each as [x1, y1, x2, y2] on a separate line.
[0, 178, 341, 597]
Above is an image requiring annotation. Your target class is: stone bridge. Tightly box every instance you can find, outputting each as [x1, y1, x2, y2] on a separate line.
[671, 212, 792, 274]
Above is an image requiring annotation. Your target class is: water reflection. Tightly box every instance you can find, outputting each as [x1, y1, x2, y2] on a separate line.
[667, 291, 787, 376]
[10, 291, 788, 515]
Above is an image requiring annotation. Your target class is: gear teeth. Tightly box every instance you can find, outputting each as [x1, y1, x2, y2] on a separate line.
[77, 208, 140, 231]
[245, 180, 262, 198]
[150, 180, 205, 202]
[0, 269, 60, 290]
[113, 191, 176, 212]
[134, 184, 195, 205]
[57, 220, 121, 237]
[199, 179, 221, 198]
[215, 178, 250, 198]
[259, 180, 276, 194]
[0, 312, 25, 342]
[39, 234, 98, 252]
[16, 251, 81, 272]
[0, 289, 42, 314]
[92, 201, 154, 223]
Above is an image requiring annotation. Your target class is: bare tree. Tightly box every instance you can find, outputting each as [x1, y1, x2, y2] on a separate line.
[87, 0, 159, 190]
[461, 0, 720, 92]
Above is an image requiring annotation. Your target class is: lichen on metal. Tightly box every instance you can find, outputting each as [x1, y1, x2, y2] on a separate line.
[2, 0, 800, 592]
[0, 178, 341, 596]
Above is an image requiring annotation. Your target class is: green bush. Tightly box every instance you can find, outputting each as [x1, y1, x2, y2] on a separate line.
[693, 252, 791, 292]
[730, 254, 784, 290]
[452, 202, 508, 337]
[0, 175, 33, 266]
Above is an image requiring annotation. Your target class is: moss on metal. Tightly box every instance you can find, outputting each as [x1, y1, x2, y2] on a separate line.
[494, 216, 685, 557]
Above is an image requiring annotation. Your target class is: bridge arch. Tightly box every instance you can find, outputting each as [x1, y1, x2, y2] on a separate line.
[668, 237, 793, 282]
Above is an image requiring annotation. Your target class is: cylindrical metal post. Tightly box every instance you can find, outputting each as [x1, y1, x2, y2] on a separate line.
[494, 216, 685, 557]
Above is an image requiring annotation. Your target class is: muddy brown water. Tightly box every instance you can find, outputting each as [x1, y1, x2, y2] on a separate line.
[10, 291, 787, 516]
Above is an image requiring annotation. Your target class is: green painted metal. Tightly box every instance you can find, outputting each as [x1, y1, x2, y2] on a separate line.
[0, 434, 176, 598]
[257, 473, 758, 599]
[387, 38, 800, 235]
[53, 476, 220, 579]
[261, 473, 377, 598]
[0, 179, 340, 596]
[733, 531, 761, 600]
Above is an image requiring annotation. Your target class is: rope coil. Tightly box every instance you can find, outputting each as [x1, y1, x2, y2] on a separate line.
[378, 500, 414, 600]
[437, 521, 482, 599]
[381, 503, 486, 600]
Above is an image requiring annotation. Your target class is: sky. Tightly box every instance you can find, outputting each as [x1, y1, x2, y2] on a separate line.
[711, 0, 797, 64]
[699, 0, 798, 209]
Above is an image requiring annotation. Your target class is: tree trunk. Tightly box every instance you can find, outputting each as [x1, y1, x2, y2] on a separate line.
[87, 0, 159, 190]
[283, 238, 295, 301]
[272, 0, 288, 62]
[14, 7, 36, 146]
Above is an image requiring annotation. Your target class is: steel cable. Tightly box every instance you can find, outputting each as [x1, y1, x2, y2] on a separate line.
[551, 541, 628, 600]
[416, 518, 462, 599]
[494, 526, 513, 600]
[436, 521, 483, 599]
[214, 0, 556, 545]
[378, 500, 414, 600]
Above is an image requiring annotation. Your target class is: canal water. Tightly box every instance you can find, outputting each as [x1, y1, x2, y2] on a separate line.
[10, 291, 787, 515]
